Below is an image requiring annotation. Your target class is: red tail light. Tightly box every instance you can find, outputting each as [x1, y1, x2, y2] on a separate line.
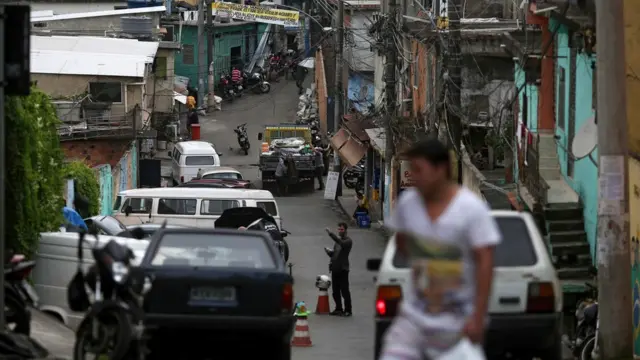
[376, 285, 402, 317]
[527, 282, 555, 313]
[281, 283, 294, 312]
[180, 176, 184, 183]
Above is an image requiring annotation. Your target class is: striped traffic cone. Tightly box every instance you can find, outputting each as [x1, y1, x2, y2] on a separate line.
[315, 289, 330, 314]
[291, 302, 312, 347]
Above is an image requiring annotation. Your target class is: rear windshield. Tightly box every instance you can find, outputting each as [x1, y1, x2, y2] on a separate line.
[257, 201, 278, 216]
[150, 233, 276, 269]
[185, 156, 215, 166]
[391, 216, 538, 268]
[203, 172, 242, 180]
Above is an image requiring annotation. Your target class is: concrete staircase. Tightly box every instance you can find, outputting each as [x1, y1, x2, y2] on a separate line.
[545, 204, 592, 280]
[538, 130, 562, 181]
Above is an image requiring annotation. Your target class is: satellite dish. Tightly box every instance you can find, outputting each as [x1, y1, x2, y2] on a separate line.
[572, 115, 597, 158]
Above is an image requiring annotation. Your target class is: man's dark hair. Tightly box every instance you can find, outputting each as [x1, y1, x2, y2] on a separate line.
[338, 222, 348, 230]
[404, 138, 452, 177]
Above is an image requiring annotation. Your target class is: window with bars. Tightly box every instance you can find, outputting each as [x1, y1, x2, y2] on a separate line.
[182, 44, 195, 65]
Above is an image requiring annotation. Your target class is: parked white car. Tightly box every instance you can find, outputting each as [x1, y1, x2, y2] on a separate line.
[367, 210, 562, 360]
[170, 141, 222, 185]
[33, 232, 150, 329]
[197, 166, 243, 180]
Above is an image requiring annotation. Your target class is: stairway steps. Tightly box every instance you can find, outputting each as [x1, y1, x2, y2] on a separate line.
[549, 230, 587, 244]
[556, 266, 591, 280]
[552, 241, 591, 256]
[548, 219, 585, 232]
[544, 206, 583, 221]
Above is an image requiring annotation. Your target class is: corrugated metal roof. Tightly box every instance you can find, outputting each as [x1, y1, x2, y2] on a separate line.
[31, 6, 166, 22]
[31, 35, 159, 78]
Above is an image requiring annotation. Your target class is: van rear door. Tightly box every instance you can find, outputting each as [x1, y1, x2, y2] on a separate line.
[182, 155, 216, 182]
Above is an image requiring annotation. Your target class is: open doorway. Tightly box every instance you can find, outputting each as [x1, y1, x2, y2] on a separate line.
[230, 46, 242, 70]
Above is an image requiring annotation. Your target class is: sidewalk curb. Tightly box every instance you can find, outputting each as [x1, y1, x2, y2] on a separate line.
[335, 197, 391, 237]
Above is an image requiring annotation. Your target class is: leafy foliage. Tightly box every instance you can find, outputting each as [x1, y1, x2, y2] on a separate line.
[63, 161, 100, 218]
[5, 89, 65, 255]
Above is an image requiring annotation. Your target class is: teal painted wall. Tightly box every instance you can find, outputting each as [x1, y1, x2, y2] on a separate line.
[175, 22, 263, 90]
[551, 19, 598, 258]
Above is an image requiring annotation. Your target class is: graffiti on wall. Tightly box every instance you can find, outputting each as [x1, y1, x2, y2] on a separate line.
[629, 157, 640, 355]
[111, 142, 138, 207]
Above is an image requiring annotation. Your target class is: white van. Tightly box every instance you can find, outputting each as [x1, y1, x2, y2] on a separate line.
[33, 232, 150, 329]
[113, 187, 282, 228]
[171, 141, 222, 185]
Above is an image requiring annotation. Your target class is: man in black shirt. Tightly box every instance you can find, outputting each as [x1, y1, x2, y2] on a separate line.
[325, 222, 353, 316]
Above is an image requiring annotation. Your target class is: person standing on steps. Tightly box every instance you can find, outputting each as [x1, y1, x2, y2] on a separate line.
[379, 138, 501, 360]
[325, 222, 353, 317]
[314, 147, 325, 190]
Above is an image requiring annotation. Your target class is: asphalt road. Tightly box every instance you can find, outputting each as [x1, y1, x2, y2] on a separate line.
[205, 80, 387, 360]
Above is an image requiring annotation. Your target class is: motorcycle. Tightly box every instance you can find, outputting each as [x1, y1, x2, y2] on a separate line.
[243, 71, 271, 94]
[226, 74, 244, 97]
[562, 268, 599, 360]
[70, 230, 153, 360]
[4, 253, 38, 335]
[234, 123, 250, 155]
[218, 75, 235, 102]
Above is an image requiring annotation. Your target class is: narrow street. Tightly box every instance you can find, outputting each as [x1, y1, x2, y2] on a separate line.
[203, 79, 386, 360]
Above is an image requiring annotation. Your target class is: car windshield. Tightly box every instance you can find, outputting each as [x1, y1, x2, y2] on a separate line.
[202, 172, 242, 180]
[150, 233, 276, 269]
[98, 216, 127, 235]
[392, 216, 538, 268]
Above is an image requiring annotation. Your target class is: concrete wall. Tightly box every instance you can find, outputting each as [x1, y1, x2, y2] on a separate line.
[111, 141, 138, 208]
[461, 57, 513, 126]
[344, 10, 376, 72]
[147, 47, 177, 113]
[34, 73, 145, 116]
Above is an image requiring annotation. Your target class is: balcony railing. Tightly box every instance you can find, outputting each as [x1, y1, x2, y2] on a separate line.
[58, 113, 135, 141]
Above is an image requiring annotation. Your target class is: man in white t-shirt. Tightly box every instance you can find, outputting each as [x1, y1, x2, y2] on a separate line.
[380, 138, 501, 360]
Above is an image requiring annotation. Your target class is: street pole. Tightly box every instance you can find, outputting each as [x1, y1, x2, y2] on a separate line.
[0, 4, 6, 330]
[595, 0, 632, 357]
[333, 0, 344, 198]
[447, 0, 463, 183]
[384, 0, 397, 192]
[197, 0, 206, 106]
[206, 0, 215, 111]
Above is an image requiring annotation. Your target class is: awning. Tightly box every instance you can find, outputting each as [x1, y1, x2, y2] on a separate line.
[343, 114, 376, 141]
[173, 91, 187, 105]
[330, 128, 367, 167]
[365, 127, 386, 158]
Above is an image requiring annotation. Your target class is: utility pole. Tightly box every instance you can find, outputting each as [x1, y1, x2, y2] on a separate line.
[595, 0, 632, 357]
[197, 0, 206, 106]
[384, 0, 396, 191]
[206, 0, 215, 111]
[333, 0, 345, 198]
[446, 0, 462, 183]
[0, 4, 6, 330]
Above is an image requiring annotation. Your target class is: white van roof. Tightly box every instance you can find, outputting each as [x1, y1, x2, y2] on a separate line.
[118, 187, 275, 199]
[175, 141, 216, 154]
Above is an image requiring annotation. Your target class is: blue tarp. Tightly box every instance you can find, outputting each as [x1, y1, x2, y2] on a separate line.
[347, 73, 374, 114]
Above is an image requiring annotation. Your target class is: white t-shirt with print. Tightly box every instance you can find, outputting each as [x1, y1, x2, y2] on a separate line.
[384, 186, 501, 354]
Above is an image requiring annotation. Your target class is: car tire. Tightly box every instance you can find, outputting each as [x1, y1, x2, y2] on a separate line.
[282, 239, 290, 262]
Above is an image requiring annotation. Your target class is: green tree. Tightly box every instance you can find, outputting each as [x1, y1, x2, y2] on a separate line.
[5, 89, 65, 255]
[62, 160, 100, 218]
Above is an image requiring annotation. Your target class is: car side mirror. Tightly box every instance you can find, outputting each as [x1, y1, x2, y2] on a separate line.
[367, 258, 381, 271]
[218, 153, 223, 157]
[124, 205, 133, 217]
[258, 133, 263, 141]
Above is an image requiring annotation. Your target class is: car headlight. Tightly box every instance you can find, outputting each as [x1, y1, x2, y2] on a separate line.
[111, 262, 129, 284]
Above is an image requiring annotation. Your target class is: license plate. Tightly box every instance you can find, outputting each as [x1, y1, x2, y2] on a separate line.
[190, 286, 236, 302]
[20, 280, 39, 306]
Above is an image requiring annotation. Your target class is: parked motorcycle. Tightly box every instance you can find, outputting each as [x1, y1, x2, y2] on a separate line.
[4, 253, 38, 335]
[218, 75, 236, 102]
[234, 123, 250, 155]
[70, 231, 153, 359]
[344, 161, 365, 189]
[226, 74, 244, 97]
[243, 71, 271, 94]
[562, 268, 599, 360]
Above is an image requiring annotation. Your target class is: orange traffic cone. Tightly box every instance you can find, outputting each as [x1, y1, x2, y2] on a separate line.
[315, 290, 330, 314]
[291, 311, 312, 347]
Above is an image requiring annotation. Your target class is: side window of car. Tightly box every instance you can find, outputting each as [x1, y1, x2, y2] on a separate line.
[158, 198, 197, 215]
[173, 149, 181, 163]
[121, 197, 153, 214]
